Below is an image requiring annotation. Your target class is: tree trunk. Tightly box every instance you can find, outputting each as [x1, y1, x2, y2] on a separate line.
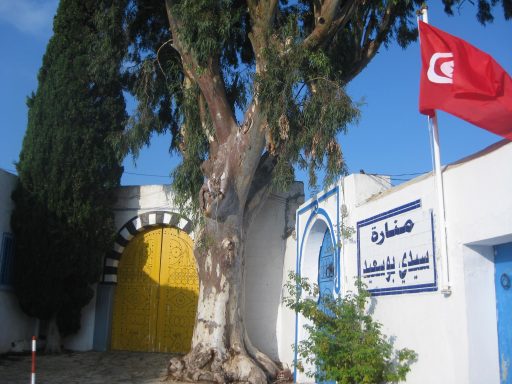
[164, 5, 279, 380]
[168, 212, 280, 383]
[45, 315, 62, 354]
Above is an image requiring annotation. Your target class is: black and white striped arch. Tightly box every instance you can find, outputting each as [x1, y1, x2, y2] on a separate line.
[102, 211, 194, 283]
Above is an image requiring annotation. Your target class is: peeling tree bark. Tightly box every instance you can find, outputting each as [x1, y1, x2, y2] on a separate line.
[169, 222, 274, 383]
[163, 0, 284, 380]
[162, 4, 279, 373]
[168, 136, 279, 383]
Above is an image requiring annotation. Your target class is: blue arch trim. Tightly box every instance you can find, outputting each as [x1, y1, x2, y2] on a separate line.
[293, 186, 340, 382]
[297, 207, 337, 277]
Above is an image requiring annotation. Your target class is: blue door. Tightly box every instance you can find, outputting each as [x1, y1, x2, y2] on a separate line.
[317, 229, 335, 384]
[495, 242, 512, 384]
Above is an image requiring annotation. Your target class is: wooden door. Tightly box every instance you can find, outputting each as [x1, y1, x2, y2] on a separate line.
[111, 227, 198, 352]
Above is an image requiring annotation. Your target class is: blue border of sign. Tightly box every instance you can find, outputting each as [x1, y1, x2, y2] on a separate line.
[356, 199, 438, 296]
[293, 185, 340, 383]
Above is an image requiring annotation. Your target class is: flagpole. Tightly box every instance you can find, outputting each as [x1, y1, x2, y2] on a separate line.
[420, 5, 451, 295]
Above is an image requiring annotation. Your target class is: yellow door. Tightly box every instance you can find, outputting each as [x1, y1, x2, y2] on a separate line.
[111, 227, 198, 352]
[157, 228, 198, 353]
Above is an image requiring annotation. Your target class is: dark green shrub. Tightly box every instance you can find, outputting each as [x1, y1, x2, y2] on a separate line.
[11, 0, 126, 348]
[284, 273, 417, 384]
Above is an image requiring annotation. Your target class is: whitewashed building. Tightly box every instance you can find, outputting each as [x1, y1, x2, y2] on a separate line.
[290, 139, 512, 383]
[0, 172, 302, 356]
[1, 139, 511, 384]
[89, 183, 303, 356]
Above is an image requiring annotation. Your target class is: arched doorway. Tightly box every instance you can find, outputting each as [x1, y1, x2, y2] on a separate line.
[110, 226, 198, 353]
[296, 205, 339, 383]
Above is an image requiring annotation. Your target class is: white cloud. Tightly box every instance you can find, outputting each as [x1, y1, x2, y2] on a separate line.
[0, 0, 58, 37]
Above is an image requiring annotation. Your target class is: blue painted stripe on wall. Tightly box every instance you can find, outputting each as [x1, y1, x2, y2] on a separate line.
[297, 186, 339, 215]
[357, 199, 421, 227]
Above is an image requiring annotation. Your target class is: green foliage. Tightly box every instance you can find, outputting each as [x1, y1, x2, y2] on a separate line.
[170, 84, 210, 222]
[284, 273, 417, 383]
[114, 0, 510, 213]
[113, 0, 427, 204]
[115, 0, 251, 218]
[255, 14, 359, 190]
[442, 0, 512, 24]
[11, 0, 126, 336]
[170, 0, 247, 66]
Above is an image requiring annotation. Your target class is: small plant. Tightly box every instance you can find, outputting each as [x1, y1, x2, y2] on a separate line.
[284, 272, 417, 384]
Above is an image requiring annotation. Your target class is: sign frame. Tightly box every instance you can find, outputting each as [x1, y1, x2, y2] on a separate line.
[356, 199, 438, 296]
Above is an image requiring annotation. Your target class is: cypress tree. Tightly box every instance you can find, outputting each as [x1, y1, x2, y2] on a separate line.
[11, 0, 126, 352]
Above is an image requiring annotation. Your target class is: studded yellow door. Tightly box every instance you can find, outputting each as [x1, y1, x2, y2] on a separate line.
[156, 228, 198, 353]
[111, 227, 198, 352]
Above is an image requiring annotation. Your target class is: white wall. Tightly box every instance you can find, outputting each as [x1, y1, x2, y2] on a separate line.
[245, 183, 304, 361]
[344, 172, 471, 384]
[277, 235, 300, 369]
[439, 140, 512, 383]
[292, 140, 512, 383]
[74, 183, 304, 355]
[110, 184, 305, 361]
[0, 170, 38, 353]
[112, 184, 176, 230]
[1, 174, 303, 355]
[462, 245, 498, 384]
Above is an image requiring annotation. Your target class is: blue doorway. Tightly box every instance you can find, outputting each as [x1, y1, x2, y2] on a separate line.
[317, 229, 335, 384]
[318, 229, 335, 310]
[495, 242, 512, 384]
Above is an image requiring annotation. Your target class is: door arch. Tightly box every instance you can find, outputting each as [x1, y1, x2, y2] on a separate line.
[110, 226, 198, 353]
[296, 209, 339, 383]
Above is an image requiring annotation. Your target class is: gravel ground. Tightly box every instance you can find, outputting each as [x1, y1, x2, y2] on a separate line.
[0, 350, 179, 384]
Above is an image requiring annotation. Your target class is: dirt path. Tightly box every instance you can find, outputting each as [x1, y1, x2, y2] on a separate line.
[0, 351, 177, 384]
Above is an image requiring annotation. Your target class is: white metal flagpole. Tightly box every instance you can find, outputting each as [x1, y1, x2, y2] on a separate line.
[420, 5, 451, 295]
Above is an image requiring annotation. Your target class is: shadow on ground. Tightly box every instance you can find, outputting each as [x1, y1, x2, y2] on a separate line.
[0, 350, 187, 384]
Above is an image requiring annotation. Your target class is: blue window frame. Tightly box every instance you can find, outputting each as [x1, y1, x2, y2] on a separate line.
[0, 232, 15, 286]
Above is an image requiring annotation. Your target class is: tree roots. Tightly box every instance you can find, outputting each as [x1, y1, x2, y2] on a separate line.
[167, 344, 278, 383]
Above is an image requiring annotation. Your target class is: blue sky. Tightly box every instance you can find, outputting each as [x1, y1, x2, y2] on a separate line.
[0, 1, 510, 198]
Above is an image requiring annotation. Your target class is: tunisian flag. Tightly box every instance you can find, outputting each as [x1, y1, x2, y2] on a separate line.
[419, 21, 512, 140]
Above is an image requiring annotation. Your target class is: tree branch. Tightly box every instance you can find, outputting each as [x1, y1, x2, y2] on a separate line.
[154, 38, 174, 80]
[303, 0, 361, 50]
[341, 1, 395, 84]
[164, 0, 237, 144]
[232, 0, 279, 203]
[248, 0, 278, 74]
[198, 92, 215, 144]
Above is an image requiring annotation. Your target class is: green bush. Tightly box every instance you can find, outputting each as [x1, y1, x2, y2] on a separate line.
[284, 272, 417, 384]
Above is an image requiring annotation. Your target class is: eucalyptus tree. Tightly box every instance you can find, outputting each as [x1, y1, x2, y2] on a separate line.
[11, 0, 125, 352]
[117, 0, 510, 382]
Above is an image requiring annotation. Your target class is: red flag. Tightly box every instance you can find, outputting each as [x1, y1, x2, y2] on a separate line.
[419, 21, 512, 140]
